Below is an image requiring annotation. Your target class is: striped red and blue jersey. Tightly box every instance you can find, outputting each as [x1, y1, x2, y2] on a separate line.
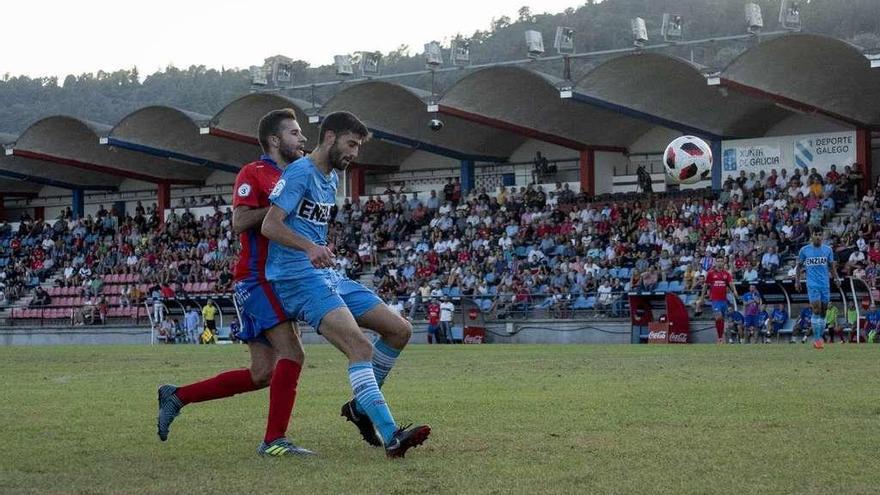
[233, 156, 283, 282]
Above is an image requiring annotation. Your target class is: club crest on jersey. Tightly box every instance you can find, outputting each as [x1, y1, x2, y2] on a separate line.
[297, 198, 332, 224]
[269, 179, 286, 200]
[237, 183, 252, 197]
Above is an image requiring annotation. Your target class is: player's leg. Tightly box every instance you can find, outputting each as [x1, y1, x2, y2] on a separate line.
[712, 301, 725, 343]
[339, 280, 414, 445]
[355, 304, 412, 387]
[276, 275, 429, 457]
[157, 341, 266, 442]
[319, 307, 430, 457]
[257, 322, 314, 457]
[809, 291, 825, 349]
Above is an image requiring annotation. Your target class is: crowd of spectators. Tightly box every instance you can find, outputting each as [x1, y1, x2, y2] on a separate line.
[0, 162, 877, 327]
[328, 163, 878, 320]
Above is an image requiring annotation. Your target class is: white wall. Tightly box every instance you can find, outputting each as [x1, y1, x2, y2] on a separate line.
[594, 151, 626, 195]
[765, 114, 853, 137]
[398, 151, 458, 172]
[205, 170, 236, 186]
[628, 127, 682, 155]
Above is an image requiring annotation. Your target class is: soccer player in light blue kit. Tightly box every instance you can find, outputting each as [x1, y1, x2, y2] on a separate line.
[796, 231, 840, 350]
[261, 111, 430, 458]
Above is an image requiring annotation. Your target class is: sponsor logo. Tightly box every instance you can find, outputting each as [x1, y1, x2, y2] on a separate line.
[297, 198, 333, 224]
[668, 332, 688, 343]
[648, 330, 667, 341]
[269, 179, 286, 199]
[237, 183, 252, 197]
[463, 335, 484, 344]
[803, 257, 828, 267]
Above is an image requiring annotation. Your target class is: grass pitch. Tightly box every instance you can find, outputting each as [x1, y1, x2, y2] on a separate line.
[0, 343, 878, 494]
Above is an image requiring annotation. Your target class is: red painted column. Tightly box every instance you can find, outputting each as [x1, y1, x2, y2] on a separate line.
[579, 149, 595, 197]
[349, 165, 365, 201]
[33, 206, 44, 221]
[856, 128, 872, 196]
[157, 182, 171, 223]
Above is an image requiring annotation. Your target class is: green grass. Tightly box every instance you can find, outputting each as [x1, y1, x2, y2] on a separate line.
[1, 343, 878, 494]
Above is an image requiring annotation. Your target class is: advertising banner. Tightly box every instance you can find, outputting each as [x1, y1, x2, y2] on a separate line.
[722, 131, 855, 180]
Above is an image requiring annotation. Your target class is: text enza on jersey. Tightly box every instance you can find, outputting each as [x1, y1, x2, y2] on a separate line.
[297, 198, 332, 224]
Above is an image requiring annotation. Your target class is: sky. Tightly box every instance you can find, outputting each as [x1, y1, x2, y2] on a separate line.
[0, 0, 579, 79]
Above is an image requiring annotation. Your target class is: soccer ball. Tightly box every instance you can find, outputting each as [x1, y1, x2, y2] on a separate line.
[663, 136, 713, 185]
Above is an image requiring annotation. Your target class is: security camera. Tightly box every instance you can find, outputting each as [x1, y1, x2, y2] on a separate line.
[428, 119, 444, 131]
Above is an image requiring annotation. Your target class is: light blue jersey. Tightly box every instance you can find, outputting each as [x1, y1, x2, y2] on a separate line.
[798, 243, 834, 289]
[266, 157, 337, 281]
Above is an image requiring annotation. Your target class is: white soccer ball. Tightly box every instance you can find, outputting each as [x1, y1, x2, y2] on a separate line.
[663, 136, 713, 185]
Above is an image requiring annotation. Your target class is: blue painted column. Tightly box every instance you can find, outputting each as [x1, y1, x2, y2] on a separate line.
[710, 140, 722, 191]
[460, 159, 475, 195]
[72, 188, 84, 219]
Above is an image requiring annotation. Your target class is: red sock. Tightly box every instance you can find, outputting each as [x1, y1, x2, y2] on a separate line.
[176, 369, 261, 405]
[715, 319, 724, 340]
[264, 358, 302, 443]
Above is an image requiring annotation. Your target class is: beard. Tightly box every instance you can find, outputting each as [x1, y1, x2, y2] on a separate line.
[279, 143, 304, 164]
[328, 138, 352, 170]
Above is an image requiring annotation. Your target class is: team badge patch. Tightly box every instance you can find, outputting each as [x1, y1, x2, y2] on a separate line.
[269, 179, 286, 199]
[237, 183, 252, 197]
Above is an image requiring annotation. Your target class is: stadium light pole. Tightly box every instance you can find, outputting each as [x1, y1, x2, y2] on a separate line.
[257, 30, 792, 94]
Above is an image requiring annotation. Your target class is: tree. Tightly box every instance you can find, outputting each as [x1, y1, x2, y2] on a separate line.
[518, 6, 534, 23]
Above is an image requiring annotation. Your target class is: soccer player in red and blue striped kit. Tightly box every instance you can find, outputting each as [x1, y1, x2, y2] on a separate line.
[157, 109, 314, 457]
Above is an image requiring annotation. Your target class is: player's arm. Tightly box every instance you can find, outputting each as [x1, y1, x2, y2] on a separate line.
[261, 206, 335, 268]
[232, 205, 269, 235]
[231, 167, 267, 235]
[728, 278, 739, 299]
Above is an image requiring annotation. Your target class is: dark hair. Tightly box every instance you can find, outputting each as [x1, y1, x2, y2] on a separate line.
[257, 108, 298, 152]
[319, 111, 370, 144]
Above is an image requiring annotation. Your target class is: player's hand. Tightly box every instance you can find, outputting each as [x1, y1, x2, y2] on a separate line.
[307, 244, 335, 268]
[794, 280, 801, 292]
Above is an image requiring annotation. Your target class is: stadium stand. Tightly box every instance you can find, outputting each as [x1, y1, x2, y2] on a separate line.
[1, 156, 877, 333]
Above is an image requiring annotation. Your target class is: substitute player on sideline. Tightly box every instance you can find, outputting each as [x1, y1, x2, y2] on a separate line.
[702, 256, 738, 344]
[261, 111, 430, 458]
[157, 109, 314, 457]
[795, 231, 840, 350]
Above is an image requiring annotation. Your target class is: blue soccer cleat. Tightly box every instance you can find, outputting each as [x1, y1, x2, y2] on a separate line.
[258, 437, 316, 457]
[156, 384, 183, 442]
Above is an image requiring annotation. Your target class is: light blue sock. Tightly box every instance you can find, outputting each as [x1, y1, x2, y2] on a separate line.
[812, 316, 825, 341]
[372, 340, 401, 387]
[355, 340, 402, 416]
[348, 362, 397, 444]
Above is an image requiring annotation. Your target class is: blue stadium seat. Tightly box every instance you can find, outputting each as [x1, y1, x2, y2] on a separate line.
[655, 281, 669, 293]
[515, 246, 528, 258]
[617, 268, 631, 280]
[584, 296, 597, 309]
[668, 281, 683, 293]
[449, 287, 461, 298]
[608, 268, 619, 279]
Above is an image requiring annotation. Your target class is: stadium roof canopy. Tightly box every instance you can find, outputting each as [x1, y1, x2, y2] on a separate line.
[0, 131, 119, 191]
[207, 93, 320, 147]
[105, 106, 255, 174]
[438, 66, 657, 151]
[320, 81, 522, 164]
[719, 33, 880, 130]
[573, 52, 796, 139]
[8, 116, 206, 185]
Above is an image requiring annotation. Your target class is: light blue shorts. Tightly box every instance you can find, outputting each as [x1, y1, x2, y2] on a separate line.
[807, 286, 830, 305]
[272, 269, 382, 333]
